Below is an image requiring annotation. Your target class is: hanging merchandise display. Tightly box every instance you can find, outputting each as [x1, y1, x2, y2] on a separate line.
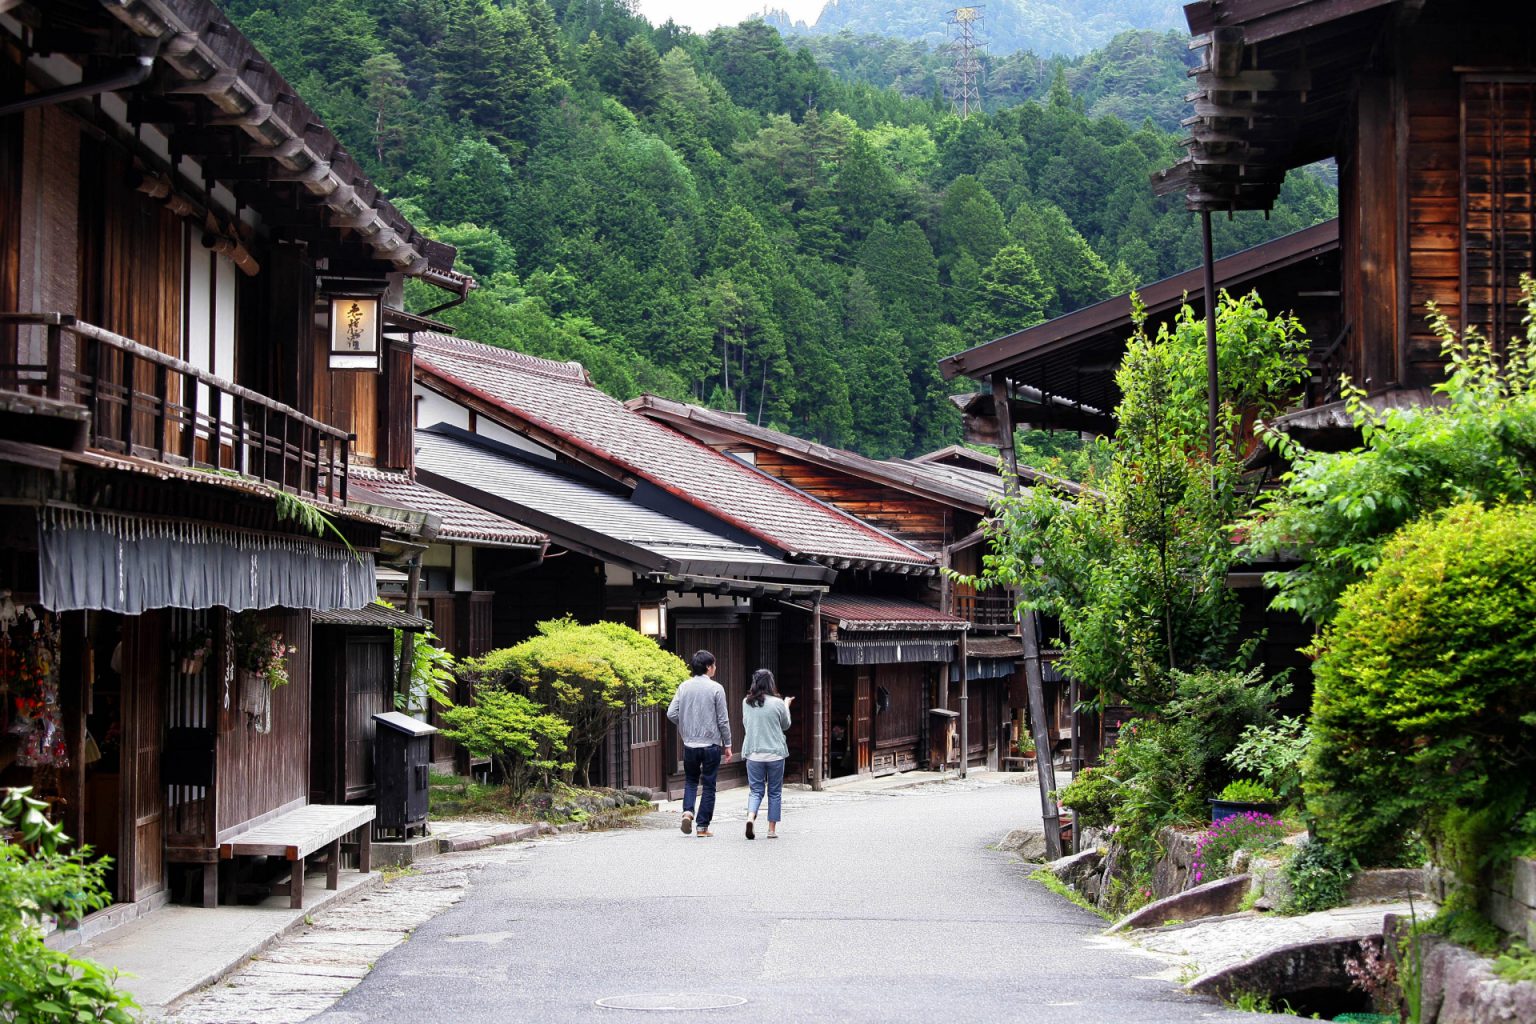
[1, 594, 68, 769]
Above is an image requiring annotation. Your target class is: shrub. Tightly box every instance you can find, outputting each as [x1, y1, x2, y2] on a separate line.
[464, 618, 688, 784]
[1216, 780, 1277, 804]
[1281, 838, 1355, 915]
[438, 689, 572, 797]
[1057, 768, 1121, 830]
[1224, 716, 1308, 809]
[1190, 811, 1287, 885]
[0, 789, 137, 1023]
[1305, 502, 1536, 869]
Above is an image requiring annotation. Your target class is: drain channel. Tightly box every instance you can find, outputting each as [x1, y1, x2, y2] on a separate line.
[595, 993, 748, 1011]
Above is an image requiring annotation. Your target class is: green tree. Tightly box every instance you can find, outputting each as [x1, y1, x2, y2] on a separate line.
[617, 34, 662, 114]
[973, 292, 1308, 711]
[461, 618, 688, 784]
[965, 243, 1054, 338]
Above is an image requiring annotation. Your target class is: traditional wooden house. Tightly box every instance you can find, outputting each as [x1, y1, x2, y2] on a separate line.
[627, 396, 1031, 773]
[1, 0, 469, 921]
[409, 334, 968, 793]
[1149, 0, 1536, 446]
[936, 220, 1345, 762]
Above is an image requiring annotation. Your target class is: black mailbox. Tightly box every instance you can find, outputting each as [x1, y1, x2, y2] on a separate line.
[372, 711, 437, 840]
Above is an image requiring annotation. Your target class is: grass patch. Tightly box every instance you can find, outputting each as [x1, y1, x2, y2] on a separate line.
[381, 864, 420, 882]
[429, 780, 652, 828]
[1493, 941, 1536, 984]
[1029, 867, 1111, 920]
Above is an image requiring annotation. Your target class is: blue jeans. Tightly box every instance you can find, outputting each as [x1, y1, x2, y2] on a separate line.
[746, 758, 785, 823]
[682, 745, 722, 828]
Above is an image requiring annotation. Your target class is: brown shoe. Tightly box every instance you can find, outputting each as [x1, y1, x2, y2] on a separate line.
[680, 812, 693, 835]
[696, 828, 713, 837]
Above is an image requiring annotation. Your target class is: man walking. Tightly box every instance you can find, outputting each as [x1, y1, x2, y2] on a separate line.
[666, 650, 733, 837]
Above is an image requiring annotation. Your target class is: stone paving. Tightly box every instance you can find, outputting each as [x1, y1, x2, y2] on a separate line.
[148, 772, 1044, 1024]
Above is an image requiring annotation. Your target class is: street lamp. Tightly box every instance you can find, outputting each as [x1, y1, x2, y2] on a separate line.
[637, 601, 667, 640]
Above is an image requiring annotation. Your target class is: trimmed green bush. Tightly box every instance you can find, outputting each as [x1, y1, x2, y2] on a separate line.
[1305, 502, 1536, 869]
[1057, 768, 1121, 830]
[1281, 838, 1355, 915]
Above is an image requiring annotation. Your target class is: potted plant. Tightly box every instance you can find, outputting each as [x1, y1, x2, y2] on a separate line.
[1209, 778, 1279, 822]
[232, 616, 296, 734]
[1017, 736, 1037, 763]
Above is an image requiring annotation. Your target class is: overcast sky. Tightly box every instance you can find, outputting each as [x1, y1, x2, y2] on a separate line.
[633, 0, 826, 33]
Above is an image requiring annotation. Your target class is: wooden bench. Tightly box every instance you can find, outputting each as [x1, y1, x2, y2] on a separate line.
[219, 804, 375, 909]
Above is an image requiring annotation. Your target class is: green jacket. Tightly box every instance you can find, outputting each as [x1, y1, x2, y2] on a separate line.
[741, 696, 791, 759]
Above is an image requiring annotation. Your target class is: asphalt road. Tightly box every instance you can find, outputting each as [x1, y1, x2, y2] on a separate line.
[311, 777, 1293, 1024]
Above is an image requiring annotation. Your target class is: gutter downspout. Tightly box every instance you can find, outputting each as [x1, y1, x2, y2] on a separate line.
[1202, 209, 1220, 464]
[958, 630, 969, 780]
[811, 593, 824, 792]
[396, 554, 423, 705]
[0, 57, 154, 119]
[416, 275, 473, 319]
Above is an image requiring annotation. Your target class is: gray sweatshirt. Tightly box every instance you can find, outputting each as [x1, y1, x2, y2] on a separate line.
[666, 675, 732, 748]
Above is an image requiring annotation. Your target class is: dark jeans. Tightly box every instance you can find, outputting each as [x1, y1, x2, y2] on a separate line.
[682, 744, 722, 828]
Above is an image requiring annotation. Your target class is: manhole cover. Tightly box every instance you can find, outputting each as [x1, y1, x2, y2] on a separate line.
[596, 993, 748, 1011]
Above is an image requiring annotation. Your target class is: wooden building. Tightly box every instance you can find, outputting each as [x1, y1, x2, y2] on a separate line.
[628, 396, 1034, 773]
[1151, 0, 1536, 435]
[0, 0, 467, 922]
[408, 333, 966, 794]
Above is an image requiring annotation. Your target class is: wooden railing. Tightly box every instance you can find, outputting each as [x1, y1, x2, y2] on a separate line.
[0, 312, 349, 504]
[955, 592, 1016, 631]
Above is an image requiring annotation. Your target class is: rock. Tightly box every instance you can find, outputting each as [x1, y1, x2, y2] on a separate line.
[1108, 874, 1254, 933]
[623, 786, 655, 802]
[1189, 935, 1370, 1002]
[1247, 852, 1295, 912]
[1348, 868, 1427, 903]
[998, 828, 1048, 862]
[1047, 849, 1103, 889]
[1416, 936, 1536, 1024]
[1149, 828, 1201, 897]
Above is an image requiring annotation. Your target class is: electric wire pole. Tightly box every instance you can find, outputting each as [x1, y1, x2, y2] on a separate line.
[946, 7, 984, 119]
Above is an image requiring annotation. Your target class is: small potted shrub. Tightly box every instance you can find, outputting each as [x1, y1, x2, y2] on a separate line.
[1016, 736, 1036, 764]
[1209, 778, 1278, 822]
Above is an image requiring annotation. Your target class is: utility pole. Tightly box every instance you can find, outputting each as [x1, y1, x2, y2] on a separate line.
[946, 7, 984, 119]
[991, 373, 1064, 859]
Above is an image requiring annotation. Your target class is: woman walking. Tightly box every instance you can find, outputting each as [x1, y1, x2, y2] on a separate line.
[741, 668, 792, 839]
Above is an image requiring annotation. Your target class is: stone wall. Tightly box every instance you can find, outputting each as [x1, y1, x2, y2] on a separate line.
[1485, 857, 1536, 949]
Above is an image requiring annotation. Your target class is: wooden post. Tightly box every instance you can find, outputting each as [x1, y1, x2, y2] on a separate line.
[811, 595, 824, 792]
[958, 631, 969, 779]
[1202, 209, 1219, 464]
[992, 373, 1063, 859]
[397, 556, 421, 706]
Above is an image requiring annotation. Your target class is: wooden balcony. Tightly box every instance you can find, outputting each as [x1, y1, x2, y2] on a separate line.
[0, 312, 349, 504]
[955, 591, 1016, 632]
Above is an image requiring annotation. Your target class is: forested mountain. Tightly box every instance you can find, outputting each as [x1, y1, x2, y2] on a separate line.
[770, 0, 1183, 57]
[223, 0, 1335, 459]
[801, 29, 1197, 130]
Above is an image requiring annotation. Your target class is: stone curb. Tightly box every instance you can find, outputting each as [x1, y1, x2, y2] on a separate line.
[149, 872, 387, 1017]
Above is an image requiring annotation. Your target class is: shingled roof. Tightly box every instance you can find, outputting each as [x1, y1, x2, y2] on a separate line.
[349, 467, 546, 548]
[413, 335, 935, 572]
[415, 427, 830, 587]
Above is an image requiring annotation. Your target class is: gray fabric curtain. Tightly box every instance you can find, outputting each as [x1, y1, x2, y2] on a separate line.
[38, 507, 376, 614]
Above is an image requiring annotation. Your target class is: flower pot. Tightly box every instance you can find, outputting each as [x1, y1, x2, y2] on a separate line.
[179, 653, 206, 675]
[1209, 798, 1279, 823]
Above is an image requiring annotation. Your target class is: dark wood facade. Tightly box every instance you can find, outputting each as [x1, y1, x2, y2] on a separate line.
[1, 0, 461, 921]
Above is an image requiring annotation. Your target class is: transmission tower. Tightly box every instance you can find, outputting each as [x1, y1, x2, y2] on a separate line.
[946, 6, 984, 119]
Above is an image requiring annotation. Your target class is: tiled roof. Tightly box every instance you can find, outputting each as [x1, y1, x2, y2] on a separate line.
[628, 395, 994, 513]
[413, 334, 934, 569]
[819, 595, 969, 632]
[415, 428, 827, 583]
[349, 467, 546, 547]
[313, 603, 431, 629]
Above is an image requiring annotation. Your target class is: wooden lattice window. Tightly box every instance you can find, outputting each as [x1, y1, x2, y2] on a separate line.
[1462, 76, 1536, 347]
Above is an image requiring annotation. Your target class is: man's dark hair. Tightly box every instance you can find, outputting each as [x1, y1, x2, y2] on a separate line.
[689, 650, 715, 676]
